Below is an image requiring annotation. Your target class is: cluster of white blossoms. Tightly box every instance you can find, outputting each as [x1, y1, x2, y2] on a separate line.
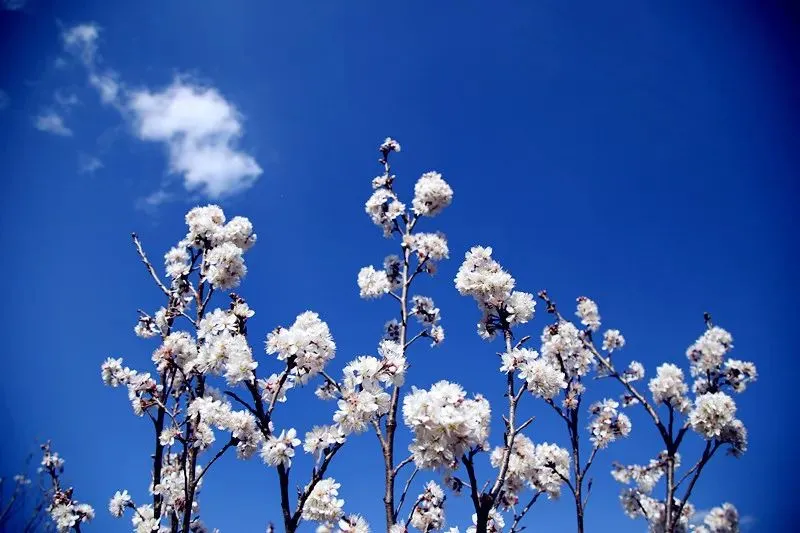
[304, 425, 346, 461]
[266, 311, 337, 384]
[500, 347, 567, 400]
[693, 502, 739, 533]
[489, 434, 570, 504]
[403, 381, 491, 469]
[602, 329, 626, 352]
[619, 489, 695, 533]
[41, 444, 95, 533]
[335, 514, 371, 533]
[167, 205, 256, 290]
[587, 399, 632, 449]
[575, 297, 601, 332]
[405, 232, 450, 264]
[685, 327, 757, 396]
[261, 428, 301, 468]
[648, 363, 691, 413]
[331, 340, 405, 434]
[108, 489, 132, 518]
[100, 357, 159, 416]
[303, 478, 345, 524]
[455, 246, 535, 339]
[412, 171, 453, 217]
[688, 392, 736, 439]
[611, 451, 677, 494]
[187, 393, 263, 458]
[540, 322, 593, 379]
[410, 481, 446, 531]
[410, 295, 446, 346]
[357, 265, 392, 299]
[467, 509, 505, 533]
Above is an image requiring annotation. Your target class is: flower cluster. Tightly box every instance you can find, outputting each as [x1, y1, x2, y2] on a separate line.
[575, 297, 601, 332]
[410, 481, 446, 531]
[410, 295, 446, 347]
[685, 327, 757, 396]
[587, 399, 632, 449]
[331, 341, 406, 434]
[266, 311, 337, 384]
[693, 503, 739, 533]
[648, 363, 691, 413]
[540, 321, 593, 379]
[489, 434, 571, 503]
[41, 443, 95, 533]
[303, 478, 345, 524]
[501, 347, 567, 400]
[403, 381, 491, 469]
[261, 428, 301, 468]
[455, 246, 535, 339]
[412, 171, 453, 217]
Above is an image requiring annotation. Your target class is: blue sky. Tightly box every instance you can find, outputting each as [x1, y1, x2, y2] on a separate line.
[0, 1, 797, 531]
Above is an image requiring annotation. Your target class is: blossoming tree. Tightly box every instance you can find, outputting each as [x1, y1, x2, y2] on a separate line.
[39, 138, 754, 533]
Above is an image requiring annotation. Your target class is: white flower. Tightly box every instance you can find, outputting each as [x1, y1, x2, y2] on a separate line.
[575, 297, 601, 331]
[410, 295, 441, 325]
[185, 205, 225, 246]
[132, 504, 160, 533]
[357, 266, 391, 299]
[689, 392, 736, 439]
[602, 329, 625, 351]
[686, 326, 733, 376]
[259, 373, 294, 405]
[455, 246, 515, 308]
[304, 426, 346, 460]
[266, 311, 336, 383]
[403, 381, 491, 469]
[701, 502, 739, 533]
[365, 189, 405, 236]
[303, 478, 345, 523]
[407, 232, 449, 261]
[506, 291, 535, 325]
[380, 137, 401, 153]
[410, 481, 446, 531]
[108, 490, 131, 518]
[412, 171, 453, 217]
[223, 215, 257, 250]
[540, 322, 593, 378]
[648, 363, 690, 413]
[261, 429, 301, 468]
[621, 361, 645, 383]
[164, 246, 190, 278]
[588, 399, 632, 448]
[519, 359, 567, 400]
[338, 514, 370, 533]
[203, 241, 246, 289]
[429, 325, 445, 346]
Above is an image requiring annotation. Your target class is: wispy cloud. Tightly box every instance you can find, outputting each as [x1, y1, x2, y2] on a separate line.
[78, 154, 103, 174]
[60, 22, 262, 201]
[34, 111, 72, 136]
[54, 90, 80, 109]
[2, 0, 27, 11]
[0, 90, 9, 110]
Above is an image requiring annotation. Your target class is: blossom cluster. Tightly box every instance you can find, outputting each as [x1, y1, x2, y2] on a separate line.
[403, 381, 491, 469]
[489, 434, 571, 504]
[455, 246, 535, 339]
[41, 443, 95, 533]
[410, 481, 446, 531]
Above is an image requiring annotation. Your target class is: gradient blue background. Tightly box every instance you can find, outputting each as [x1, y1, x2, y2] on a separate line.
[0, 1, 796, 531]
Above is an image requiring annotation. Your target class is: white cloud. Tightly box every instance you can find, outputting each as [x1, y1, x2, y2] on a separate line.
[60, 22, 262, 200]
[34, 112, 72, 136]
[78, 154, 103, 174]
[3, 0, 27, 10]
[62, 24, 99, 65]
[54, 90, 80, 108]
[129, 81, 262, 198]
[0, 90, 8, 110]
